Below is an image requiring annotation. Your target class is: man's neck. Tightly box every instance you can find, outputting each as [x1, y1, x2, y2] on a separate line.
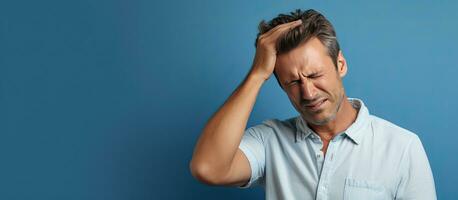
[308, 96, 358, 140]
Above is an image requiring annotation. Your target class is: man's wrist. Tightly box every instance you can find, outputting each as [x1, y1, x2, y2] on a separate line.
[246, 71, 268, 86]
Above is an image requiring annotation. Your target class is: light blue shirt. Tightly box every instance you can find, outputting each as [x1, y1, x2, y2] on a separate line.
[238, 98, 436, 200]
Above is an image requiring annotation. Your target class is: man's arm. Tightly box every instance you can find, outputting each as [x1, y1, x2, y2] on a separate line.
[395, 135, 437, 200]
[189, 20, 303, 186]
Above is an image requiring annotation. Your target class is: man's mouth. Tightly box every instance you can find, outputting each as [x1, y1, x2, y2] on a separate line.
[304, 98, 327, 111]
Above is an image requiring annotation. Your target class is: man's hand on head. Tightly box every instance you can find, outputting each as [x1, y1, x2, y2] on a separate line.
[249, 19, 302, 81]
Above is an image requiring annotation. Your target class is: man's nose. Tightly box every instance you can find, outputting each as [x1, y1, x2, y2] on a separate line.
[300, 79, 317, 100]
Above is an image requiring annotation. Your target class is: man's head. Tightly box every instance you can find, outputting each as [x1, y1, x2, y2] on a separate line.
[255, 9, 341, 81]
[255, 9, 348, 125]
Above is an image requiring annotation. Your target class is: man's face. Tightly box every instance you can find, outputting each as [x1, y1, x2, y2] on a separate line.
[274, 37, 348, 126]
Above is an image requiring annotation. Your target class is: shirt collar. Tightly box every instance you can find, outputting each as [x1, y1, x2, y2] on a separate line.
[295, 98, 370, 144]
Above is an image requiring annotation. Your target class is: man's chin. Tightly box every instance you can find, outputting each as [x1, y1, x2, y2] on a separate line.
[302, 112, 335, 126]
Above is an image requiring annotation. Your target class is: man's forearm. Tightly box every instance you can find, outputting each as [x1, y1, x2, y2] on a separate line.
[190, 72, 265, 181]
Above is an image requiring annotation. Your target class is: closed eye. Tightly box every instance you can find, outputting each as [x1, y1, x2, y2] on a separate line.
[308, 74, 322, 79]
[289, 80, 300, 85]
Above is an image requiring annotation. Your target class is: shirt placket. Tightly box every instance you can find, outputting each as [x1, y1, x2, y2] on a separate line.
[315, 137, 338, 200]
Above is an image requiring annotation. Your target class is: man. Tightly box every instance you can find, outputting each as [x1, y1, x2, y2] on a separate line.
[190, 9, 436, 200]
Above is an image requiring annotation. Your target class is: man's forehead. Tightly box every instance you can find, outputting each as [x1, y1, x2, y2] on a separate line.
[276, 38, 329, 73]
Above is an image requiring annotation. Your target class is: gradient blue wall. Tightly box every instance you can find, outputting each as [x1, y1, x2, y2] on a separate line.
[1, 0, 457, 199]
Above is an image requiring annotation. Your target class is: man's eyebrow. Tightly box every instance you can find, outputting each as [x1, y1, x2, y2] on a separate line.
[283, 78, 293, 85]
[283, 77, 296, 86]
[300, 70, 318, 77]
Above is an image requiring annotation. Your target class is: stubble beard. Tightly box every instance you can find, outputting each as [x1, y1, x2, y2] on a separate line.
[302, 90, 345, 126]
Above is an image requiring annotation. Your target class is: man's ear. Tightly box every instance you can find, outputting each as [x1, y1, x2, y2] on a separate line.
[337, 50, 347, 78]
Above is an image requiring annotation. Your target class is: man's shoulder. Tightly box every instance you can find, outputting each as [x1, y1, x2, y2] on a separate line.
[368, 114, 420, 143]
[257, 116, 300, 130]
[247, 116, 300, 137]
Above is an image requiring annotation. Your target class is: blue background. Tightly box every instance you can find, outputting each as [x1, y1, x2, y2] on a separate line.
[1, 0, 457, 199]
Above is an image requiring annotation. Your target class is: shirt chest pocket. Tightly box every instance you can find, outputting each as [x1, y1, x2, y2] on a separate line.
[344, 178, 391, 200]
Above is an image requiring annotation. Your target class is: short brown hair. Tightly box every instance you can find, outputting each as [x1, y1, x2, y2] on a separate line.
[255, 9, 340, 86]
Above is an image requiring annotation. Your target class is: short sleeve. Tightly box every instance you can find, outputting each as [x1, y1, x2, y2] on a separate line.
[395, 135, 437, 200]
[237, 123, 273, 188]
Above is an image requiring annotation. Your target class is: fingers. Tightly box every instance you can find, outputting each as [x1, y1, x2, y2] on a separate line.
[261, 19, 302, 40]
[271, 19, 302, 33]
